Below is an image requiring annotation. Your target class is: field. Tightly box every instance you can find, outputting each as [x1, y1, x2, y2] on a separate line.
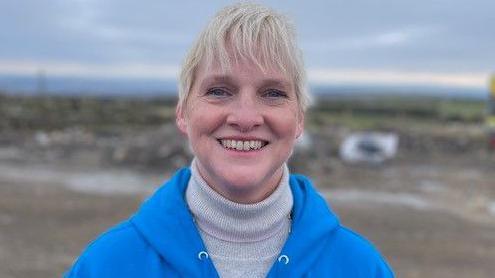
[0, 93, 494, 277]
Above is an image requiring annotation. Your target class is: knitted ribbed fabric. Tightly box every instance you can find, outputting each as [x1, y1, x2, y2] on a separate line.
[186, 159, 293, 278]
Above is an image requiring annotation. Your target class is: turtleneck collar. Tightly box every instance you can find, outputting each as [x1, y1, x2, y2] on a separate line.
[185, 158, 293, 243]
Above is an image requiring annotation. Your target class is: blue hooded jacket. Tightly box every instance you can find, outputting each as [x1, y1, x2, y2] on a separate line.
[65, 168, 394, 277]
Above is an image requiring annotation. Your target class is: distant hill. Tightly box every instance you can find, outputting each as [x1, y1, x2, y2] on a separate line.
[0, 74, 488, 100]
[0, 74, 178, 98]
[311, 84, 488, 101]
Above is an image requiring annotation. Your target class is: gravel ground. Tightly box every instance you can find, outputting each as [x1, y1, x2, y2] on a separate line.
[1, 154, 495, 278]
[1, 124, 495, 277]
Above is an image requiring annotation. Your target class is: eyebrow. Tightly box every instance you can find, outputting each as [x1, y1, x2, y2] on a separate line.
[200, 75, 235, 88]
[262, 79, 291, 90]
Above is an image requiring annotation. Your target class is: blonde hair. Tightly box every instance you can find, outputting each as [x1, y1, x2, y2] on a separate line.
[178, 2, 310, 111]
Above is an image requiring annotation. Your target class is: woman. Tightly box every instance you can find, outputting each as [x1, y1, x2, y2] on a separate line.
[66, 3, 393, 277]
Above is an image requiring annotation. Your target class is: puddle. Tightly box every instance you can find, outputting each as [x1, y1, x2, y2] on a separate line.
[322, 188, 495, 221]
[66, 172, 157, 195]
[322, 189, 432, 210]
[0, 163, 164, 196]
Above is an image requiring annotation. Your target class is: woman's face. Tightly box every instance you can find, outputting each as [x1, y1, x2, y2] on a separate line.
[176, 59, 304, 203]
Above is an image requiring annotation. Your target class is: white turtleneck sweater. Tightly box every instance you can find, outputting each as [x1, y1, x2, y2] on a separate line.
[185, 159, 293, 278]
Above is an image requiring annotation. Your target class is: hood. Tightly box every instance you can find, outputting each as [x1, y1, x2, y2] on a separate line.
[130, 168, 218, 277]
[267, 174, 340, 276]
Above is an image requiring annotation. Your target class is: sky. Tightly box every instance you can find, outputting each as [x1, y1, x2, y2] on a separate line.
[0, 0, 494, 90]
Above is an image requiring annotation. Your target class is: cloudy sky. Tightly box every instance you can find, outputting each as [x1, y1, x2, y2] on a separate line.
[0, 0, 494, 89]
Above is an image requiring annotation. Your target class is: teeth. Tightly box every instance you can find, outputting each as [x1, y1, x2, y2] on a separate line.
[220, 139, 266, 151]
[250, 140, 255, 148]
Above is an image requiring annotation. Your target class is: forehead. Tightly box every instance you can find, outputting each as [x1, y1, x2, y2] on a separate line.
[195, 58, 292, 88]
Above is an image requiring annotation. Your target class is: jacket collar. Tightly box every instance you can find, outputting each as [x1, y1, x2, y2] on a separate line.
[131, 168, 340, 276]
[130, 168, 218, 277]
[267, 174, 340, 276]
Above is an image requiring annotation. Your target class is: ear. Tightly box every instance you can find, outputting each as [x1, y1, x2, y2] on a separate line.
[176, 104, 188, 136]
[295, 111, 304, 139]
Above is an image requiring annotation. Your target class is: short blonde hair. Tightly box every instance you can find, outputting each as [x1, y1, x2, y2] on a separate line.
[178, 2, 310, 111]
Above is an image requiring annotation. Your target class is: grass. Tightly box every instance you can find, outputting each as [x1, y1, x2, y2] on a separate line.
[307, 96, 486, 130]
[0, 94, 177, 130]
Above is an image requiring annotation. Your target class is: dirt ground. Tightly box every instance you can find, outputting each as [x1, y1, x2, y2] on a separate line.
[1, 140, 495, 277]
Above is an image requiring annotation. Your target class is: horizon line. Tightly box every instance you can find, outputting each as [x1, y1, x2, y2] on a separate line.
[0, 60, 491, 90]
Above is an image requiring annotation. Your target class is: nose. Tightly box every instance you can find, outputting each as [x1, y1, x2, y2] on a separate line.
[226, 92, 264, 132]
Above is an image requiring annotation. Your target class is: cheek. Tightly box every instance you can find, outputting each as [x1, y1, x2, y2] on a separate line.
[270, 113, 301, 139]
[187, 106, 226, 136]
[285, 107, 303, 135]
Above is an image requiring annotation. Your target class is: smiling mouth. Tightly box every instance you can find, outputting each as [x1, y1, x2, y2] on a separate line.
[218, 139, 269, 151]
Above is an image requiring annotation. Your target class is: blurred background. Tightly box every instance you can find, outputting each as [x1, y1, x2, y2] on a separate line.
[1, 0, 494, 277]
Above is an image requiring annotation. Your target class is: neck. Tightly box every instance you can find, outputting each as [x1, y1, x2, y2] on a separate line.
[194, 161, 284, 204]
[186, 158, 293, 242]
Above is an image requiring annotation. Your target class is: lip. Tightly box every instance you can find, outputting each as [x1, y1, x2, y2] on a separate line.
[217, 136, 269, 143]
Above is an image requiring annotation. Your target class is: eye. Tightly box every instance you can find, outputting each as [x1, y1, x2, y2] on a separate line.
[262, 89, 288, 99]
[205, 88, 231, 98]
